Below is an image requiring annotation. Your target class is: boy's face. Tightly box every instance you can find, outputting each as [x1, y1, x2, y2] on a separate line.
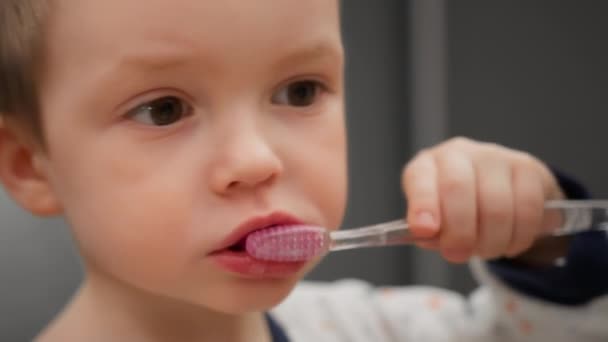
[37, 0, 346, 313]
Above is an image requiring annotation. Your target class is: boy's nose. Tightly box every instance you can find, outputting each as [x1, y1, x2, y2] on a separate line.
[209, 131, 284, 196]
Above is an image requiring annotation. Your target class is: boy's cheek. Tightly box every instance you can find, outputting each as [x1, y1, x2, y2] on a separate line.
[67, 180, 197, 284]
[44, 149, 197, 279]
[297, 111, 348, 230]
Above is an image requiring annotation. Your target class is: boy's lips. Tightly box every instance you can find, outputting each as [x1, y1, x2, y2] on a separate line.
[208, 211, 308, 278]
[212, 211, 305, 253]
[209, 252, 307, 279]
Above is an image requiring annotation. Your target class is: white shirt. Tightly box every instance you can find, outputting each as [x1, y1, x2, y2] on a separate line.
[272, 260, 608, 341]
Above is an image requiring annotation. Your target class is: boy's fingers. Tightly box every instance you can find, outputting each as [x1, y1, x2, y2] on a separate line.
[518, 151, 563, 201]
[436, 151, 477, 263]
[403, 151, 441, 238]
[506, 165, 544, 257]
[475, 158, 514, 259]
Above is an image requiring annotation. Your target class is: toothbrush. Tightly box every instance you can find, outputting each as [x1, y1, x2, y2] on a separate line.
[245, 200, 608, 262]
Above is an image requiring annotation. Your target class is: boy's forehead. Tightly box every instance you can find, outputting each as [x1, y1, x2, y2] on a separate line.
[49, 0, 342, 56]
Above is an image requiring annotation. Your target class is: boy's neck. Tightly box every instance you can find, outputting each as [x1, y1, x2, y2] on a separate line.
[38, 271, 271, 342]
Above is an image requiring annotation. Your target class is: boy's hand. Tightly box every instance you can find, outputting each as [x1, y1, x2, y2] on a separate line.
[402, 137, 564, 263]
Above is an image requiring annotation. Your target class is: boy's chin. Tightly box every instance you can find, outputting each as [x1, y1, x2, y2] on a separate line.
[205, 275, 302, 314]
[209, 261, 322, 314]
[215, 259, 322, 313]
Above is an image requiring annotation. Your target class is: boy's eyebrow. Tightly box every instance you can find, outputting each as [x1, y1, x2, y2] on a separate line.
[114, 50, 193, 72]
[274, 42, 344, 70]
[108, 40, 343, 75]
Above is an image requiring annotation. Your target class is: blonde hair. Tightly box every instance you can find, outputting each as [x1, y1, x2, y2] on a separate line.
[0, 0, 47, 140]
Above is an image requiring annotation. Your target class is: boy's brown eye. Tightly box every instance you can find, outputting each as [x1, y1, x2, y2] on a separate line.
[128, 96, 192, 126]
[272, 80, 321, 107]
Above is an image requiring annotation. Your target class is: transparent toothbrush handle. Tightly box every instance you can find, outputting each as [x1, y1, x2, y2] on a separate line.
[545, 200, 608, 235]
[328, 200, 608, 252]
[329, 220, 413, 251]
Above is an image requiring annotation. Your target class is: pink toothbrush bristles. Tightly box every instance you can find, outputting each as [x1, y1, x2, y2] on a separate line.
[245, 225, 328, 262]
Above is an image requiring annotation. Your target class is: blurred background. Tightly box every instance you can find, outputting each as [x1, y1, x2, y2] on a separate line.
[2, 0, 608, 340]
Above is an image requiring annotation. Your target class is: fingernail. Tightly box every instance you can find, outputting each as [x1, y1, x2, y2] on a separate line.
[415, 211, 437, 229]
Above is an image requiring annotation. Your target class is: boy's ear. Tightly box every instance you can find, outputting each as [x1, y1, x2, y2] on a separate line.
[0, 118, 62, 216]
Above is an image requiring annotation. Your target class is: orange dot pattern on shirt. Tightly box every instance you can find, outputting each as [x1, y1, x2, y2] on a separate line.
[380, 288, 395, 297]
[505, 298, 518, 314]
[427, 294, 444, 311]
[519, 319, 533, 335]
[504, 297, 534, 336]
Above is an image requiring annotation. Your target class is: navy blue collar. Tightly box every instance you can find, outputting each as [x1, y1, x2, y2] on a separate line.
[265, 314, 289, 342]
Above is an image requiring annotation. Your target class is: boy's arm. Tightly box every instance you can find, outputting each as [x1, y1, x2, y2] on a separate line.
[489, 169, 608, 305]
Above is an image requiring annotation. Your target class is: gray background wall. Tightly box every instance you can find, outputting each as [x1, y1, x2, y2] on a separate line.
[448, 0, 608, 198]
[2, 1, 608, 340]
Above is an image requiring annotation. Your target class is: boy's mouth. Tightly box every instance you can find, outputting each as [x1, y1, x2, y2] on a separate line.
[213, 212, 304, 255]
[227, 238, 248, 253]
[209, 212, 308, 278]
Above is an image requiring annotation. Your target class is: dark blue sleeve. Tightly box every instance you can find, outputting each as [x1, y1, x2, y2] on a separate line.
[265, 314, 290, 342]
[488, 169, 608, 306]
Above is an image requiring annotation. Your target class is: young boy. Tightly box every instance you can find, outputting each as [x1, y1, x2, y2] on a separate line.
[1, 0, 606, 341]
